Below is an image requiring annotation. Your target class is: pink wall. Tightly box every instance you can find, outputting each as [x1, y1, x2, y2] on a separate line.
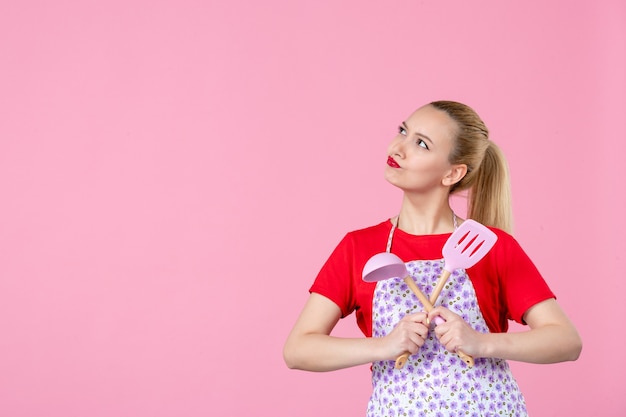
[1, 1, 624, 416]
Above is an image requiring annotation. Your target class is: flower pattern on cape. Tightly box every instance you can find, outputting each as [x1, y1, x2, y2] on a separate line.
[367, 259, 527, 417]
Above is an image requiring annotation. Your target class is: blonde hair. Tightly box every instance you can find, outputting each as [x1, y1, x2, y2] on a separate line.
[430, 100, 513, 234]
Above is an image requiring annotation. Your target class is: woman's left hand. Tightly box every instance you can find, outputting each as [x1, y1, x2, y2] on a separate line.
[428, 306, 483, 357]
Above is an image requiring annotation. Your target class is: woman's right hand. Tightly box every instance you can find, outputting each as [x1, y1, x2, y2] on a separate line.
[380, 312, 430, 360]
[284, 294, 431, 371]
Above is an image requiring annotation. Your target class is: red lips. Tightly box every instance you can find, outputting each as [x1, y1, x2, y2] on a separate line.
[387, 156, 400, 168]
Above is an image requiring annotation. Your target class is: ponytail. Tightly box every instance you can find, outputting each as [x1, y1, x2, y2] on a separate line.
[430, 101, 514, 234]
[466, 141, 513, 234]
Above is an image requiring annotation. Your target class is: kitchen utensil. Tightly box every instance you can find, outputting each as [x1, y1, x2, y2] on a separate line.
[362, 252, 474, 368]
[429, 219, 498, 305]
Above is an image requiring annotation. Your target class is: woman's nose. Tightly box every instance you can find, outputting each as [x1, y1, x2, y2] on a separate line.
[388, 136, 404, 157]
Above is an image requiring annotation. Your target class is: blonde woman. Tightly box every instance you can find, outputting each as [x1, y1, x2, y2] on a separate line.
[284, 101, 582, 416]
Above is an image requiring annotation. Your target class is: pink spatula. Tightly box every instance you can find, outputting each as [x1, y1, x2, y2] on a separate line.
[429, 219, 498, 305]
[362, 252, 474, 369]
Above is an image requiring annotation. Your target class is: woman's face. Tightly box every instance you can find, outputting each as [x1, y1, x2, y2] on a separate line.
[384, 104, 461, 193]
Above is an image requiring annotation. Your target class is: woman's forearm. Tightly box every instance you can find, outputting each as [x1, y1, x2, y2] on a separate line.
[479, 324, 582, 364]
[284, 294, 388, 372]
[283, 333, 383, 372]
[478, 299, 582, 363]
[430, 299, 582, 364]
[284, 295, 431, 372]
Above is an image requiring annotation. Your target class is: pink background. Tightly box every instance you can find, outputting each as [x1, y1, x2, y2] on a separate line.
[1, 1, 624, 416]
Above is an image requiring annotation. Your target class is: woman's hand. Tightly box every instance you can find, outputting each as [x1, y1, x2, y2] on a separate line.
[382, 312, 430, 360]
[428, 299, 582, 363]
[428, 306, 484, 357]
[286, 294, 432, 371]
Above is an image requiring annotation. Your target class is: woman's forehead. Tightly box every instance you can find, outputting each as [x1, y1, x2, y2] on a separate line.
[405, 105, 458, 142]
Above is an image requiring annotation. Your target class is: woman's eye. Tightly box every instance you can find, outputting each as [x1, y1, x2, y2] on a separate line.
[417, 139, 429, 150]
[398, 126, 407, 135]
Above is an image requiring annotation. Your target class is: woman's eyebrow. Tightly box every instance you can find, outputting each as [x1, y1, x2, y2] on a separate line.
[402, 121, 433, 145]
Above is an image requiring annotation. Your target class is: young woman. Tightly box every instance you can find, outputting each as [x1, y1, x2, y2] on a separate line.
[283, 101, 582, 416]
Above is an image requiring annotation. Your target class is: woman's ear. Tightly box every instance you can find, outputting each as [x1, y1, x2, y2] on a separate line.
[442, 164, 468, 187]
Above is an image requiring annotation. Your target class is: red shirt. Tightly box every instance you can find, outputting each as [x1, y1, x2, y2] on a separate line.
[310, 220, 555, 337]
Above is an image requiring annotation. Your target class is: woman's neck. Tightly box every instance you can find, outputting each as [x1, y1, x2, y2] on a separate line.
[395, 194, 457, 235]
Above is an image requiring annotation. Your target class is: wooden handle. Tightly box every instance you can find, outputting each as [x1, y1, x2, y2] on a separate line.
[395, 353, 409, 369]
[404, 277, 435, 313]
[393, 277, 429, 369]
[429, 269, 451, 305]
[457, 349, 475, 367]
[402, 275, 474, 368]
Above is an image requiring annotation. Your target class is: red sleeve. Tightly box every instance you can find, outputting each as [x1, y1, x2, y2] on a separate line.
[470, 229, 555, 333]
[308, 226, 381, 337]
[499, 233, 555, 324]
[309, 233, 358, 318]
